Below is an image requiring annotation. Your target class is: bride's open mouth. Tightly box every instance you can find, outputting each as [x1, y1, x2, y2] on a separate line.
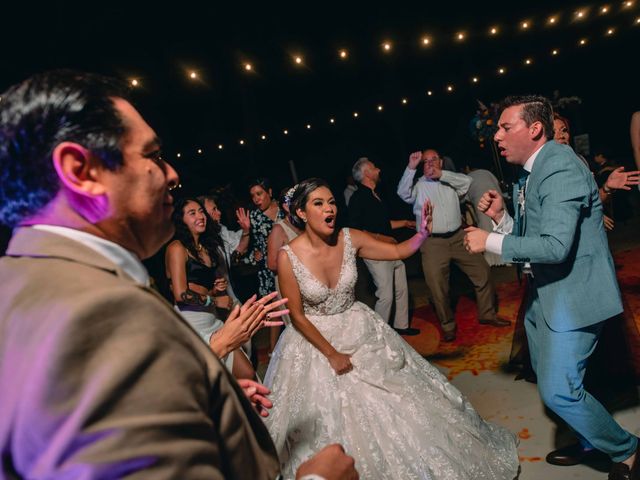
[324, 214, 336, 228]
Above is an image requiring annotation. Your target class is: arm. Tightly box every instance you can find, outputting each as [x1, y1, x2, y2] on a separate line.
[233, 207, 251, 255]
[599, 167, 640, 202]
[266, 224, 285, 272]
[277, 250, 353, 375]
[396, 167, 418, 204]
[631, 112, 640, 172]
[502, 162, 590, 264]
[390, 219, 415, 230]
[165, 241, 211, 307]
[350, 200, 432, 260]
[439, 170, 472, 197]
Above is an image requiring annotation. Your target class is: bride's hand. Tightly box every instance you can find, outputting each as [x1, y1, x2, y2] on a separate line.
[328, 351, 353, 375]
[420, 199, 434, 236]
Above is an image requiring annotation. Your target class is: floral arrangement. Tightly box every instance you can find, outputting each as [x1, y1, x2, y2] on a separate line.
[469, 100, 499, 149]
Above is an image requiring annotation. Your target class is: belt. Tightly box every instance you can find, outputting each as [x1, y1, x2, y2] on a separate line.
[430, 227, 461, 239]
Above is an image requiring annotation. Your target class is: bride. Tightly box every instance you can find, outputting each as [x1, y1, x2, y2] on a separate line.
[264, 178, 519, 479]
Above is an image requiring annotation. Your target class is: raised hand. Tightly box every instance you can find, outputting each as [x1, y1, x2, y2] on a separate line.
[477, 189, 504, 223]
[408, 151, 422, 169]
[236, 379, 274, 417]
[605, 167, 640, 191]
[236, 207, 251, 232]
[328, 351, 353, 375]
[420, 199, 434, 236]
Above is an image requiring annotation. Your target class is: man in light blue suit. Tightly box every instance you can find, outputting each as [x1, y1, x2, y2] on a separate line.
[464, 95, 639, 479]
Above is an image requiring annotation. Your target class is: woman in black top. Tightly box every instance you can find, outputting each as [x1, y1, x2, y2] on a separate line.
[165, 198, 255, 378]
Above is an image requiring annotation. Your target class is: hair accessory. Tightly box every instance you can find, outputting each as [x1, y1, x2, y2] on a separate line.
[283, 184, 299, 209]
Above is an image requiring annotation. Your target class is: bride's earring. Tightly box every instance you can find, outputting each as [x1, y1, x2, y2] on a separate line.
[302, 217, 307, 223]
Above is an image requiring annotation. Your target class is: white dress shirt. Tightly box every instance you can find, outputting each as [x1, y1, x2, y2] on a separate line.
[485, 144, 545, 255]
[218, 224, 243, 266]
[397, 167, 472, 233]
[32, 225, 149, 286]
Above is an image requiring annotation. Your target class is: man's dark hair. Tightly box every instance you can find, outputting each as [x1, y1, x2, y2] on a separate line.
[499, 95, 554, 141]
[0, 70, 131, 227]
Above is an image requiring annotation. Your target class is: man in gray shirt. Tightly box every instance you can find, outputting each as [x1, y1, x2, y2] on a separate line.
[397, 149, 509, 341]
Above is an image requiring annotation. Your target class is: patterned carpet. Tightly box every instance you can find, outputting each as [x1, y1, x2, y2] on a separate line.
[405, 247, 640, 380]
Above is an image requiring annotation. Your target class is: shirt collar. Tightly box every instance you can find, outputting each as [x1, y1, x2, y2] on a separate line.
[523, 143, 545, 173]
[31, 225, 150, 286]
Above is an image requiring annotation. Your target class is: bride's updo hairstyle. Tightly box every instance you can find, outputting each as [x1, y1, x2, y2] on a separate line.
[289, 177, 331, 229]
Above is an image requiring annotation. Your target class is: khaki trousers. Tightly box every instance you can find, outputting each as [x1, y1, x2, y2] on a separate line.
[419, 229, 496, 332]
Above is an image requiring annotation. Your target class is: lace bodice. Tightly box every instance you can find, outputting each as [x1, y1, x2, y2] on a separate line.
[282, 229, 356, 315]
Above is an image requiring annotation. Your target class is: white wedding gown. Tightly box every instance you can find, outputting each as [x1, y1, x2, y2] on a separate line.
[264, 229, 519, 479]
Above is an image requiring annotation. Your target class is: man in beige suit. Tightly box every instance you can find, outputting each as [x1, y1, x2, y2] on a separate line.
[0, 71, 357, 479]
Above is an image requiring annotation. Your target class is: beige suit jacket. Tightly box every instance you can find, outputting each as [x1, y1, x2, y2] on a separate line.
[0, 228, 280, 479]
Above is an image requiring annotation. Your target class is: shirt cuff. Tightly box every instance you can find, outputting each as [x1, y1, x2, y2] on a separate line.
[492, 212, 513, 234]
[486, 233, 505, 255]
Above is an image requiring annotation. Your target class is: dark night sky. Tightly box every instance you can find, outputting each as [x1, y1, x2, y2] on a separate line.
[2, 1, 639, 206]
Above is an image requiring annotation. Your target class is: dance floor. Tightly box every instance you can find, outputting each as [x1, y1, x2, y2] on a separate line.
[259, 222, 640, 479]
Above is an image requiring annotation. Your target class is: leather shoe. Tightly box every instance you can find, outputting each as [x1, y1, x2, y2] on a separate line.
[609, 443, 640, 480]
[443, 330, 456, 342]
[393, 327, 420, 336]
[546, 443, 600, 466]
[479, 318, 512, 327]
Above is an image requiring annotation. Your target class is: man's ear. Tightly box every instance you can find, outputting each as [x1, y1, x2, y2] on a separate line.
[52, 142, 107, 196]
[529, 121, 545, 141]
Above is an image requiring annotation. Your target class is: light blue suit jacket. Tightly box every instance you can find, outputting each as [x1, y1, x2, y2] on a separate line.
[502, 141, 623, 332]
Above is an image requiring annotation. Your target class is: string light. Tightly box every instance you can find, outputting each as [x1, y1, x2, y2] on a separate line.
[197, 148, 202, 154]
[306, 124, 312, 129]
[283, 129, 288, 135]
[551, 48, 559, 55]
[218, 144, 223, 150]
[377, 104, 384, 111]
[456, 32, 465, 41]
[421, 36, 431, 46]
[189, 71, 198, 80]
[244, 63, 253, 71]
[472, 76, 479, 83]
[489, 26, 498, 35]
[401, 98, 408, 104]
[427, 90, 433, 96]
[579, 38, 588, 45]
[329, 117, 335, 124]
[601, 5, 610, 13]
[606, 28, 615, 35]
[294, 55, 303, 65]
[524, 58, 533, 65]
[239, 139, 245, 145]
[624, 1, 634, 8]
[521, 20, 530, 29]
[576, 10, 585, 19]
[548, 16, 557, 24]
[446, 85, 454, 92]
[261, 134, 267, 140]
[339, 49, 348, 59]
[353, 112, 359, 118]
[176, 153, 181, 158]
[498, 67, 506, 74]
[636, 17, 640, 24]
[130, 79, 139, 87]
[382, 42, 392, 52]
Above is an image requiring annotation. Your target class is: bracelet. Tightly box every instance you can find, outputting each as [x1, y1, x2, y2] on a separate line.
[204, 295, 212, 307]
[603, 184, 613, 194]
[241, 232, 250, 237]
